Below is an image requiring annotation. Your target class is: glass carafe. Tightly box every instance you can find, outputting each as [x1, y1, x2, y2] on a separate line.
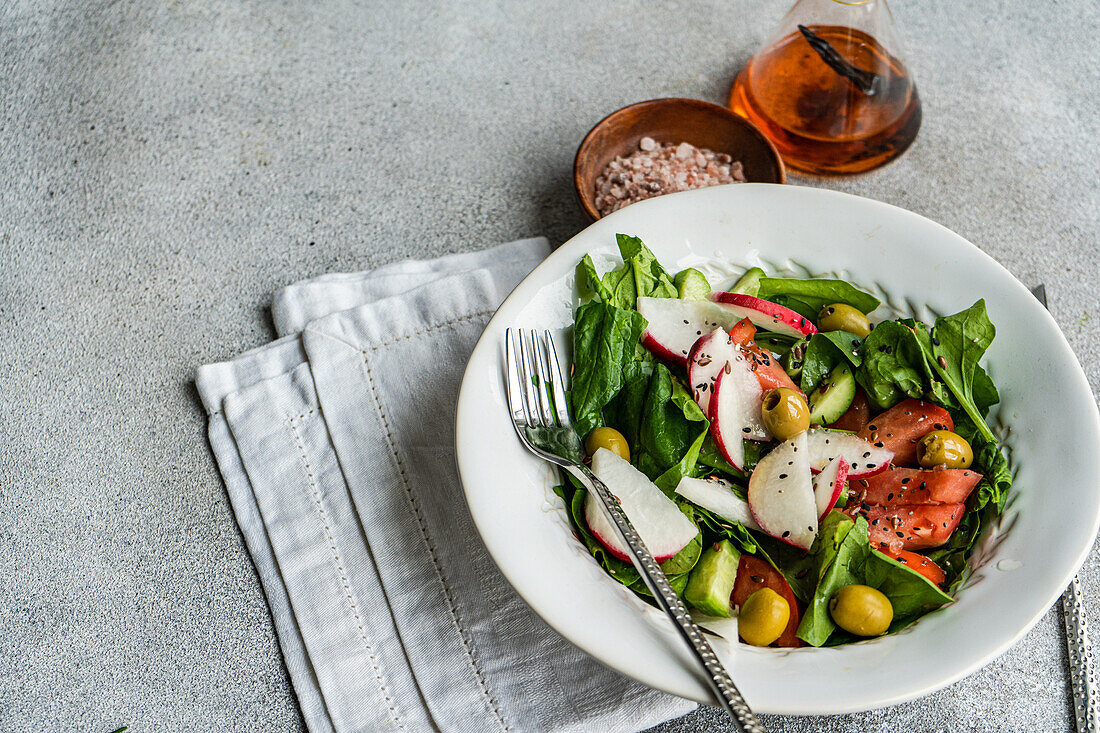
[729, 0, 920, 175]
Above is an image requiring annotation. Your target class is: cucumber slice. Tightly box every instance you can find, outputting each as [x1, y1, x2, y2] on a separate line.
[674, 268, 711, 300]
[729, 266, 766, 296]
[684, 540, 741, 617]
[807, 362, 857, 425]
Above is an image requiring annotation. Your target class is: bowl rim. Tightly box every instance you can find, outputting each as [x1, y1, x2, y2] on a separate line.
[456, 183, 1100, 713]
[572, 97, 786, 221]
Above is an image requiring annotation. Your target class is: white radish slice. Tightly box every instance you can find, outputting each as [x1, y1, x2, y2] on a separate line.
[584, 448, 699, 563]
[812, 456, 849, 521]
[637, 296, 746, 365]
[711, 292, 817, 338]
[805, 428, 892, 478]
[687, 328, 741, 415]
[674, 476, 761, 531]
[709, 354, 769, 469]
[747, 431, 817, 550]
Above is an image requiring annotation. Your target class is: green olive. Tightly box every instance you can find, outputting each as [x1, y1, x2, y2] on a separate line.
[829, 584, 893, 637]
[817, 303, 872, 337]
[916, 430, 973, 469]
[761, 387, 811, 441]
[738, 588, 790, 646]
[585, 426, 630, 462]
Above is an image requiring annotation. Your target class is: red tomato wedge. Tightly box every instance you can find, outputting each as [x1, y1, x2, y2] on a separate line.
[830, 389, 871, 433]
[727, 318, 804, 396]
[854, 465, 983, 506]
[732, 555, 802, 647]
[851, 503, 966, 553]
[884, 549, 946, 586]
[858, 399, 954, 467]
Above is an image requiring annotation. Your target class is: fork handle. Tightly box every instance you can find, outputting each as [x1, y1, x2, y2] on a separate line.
[1063, 574, 1099, 731]
[567, 464, 766, 732]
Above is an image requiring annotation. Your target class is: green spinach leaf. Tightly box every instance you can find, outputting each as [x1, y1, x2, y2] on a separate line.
[570, 301, 647, 437]
[855, 320, 926, 410]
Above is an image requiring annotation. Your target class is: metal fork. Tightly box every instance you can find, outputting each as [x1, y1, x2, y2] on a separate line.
[1033, 284, 1099, 732]
[505, 328, 765, 732]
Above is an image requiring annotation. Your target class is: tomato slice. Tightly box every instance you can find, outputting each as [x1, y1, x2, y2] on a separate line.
[829, 388, 871, 433]
[858, 399, 954, 467]
[850, 502, 966, 553]
[732, 555, 802, 647]
[884, 549, 946, 586]
[727, 318, 804, 396]
[854, 465, 983, 506]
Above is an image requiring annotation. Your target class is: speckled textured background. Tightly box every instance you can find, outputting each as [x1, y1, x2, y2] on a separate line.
[0, 1, 1097, 731]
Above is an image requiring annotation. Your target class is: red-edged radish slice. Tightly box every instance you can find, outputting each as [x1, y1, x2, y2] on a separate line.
[709, 354, 769, 469]
[636, 296, 744, 364]
[805, 428, 892, 478]
[711, 292, 817, 338]
[584, 448, 699, 562]
[674, 476, 761, 532]
[747, 431, 817, 550]
[687, 328, 741, 415]
[812, 456, 848, 521]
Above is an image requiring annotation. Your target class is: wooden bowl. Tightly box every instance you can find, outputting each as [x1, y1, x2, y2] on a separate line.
[573, 98, 785, 221]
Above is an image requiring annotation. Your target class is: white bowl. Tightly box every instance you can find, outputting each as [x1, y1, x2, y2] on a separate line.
[455, 183, 1100, 714]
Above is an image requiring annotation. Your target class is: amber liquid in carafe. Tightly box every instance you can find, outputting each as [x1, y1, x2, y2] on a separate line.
[729, 25, 921, 175]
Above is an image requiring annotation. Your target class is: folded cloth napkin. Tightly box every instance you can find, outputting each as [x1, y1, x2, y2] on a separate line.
[196, 238, 696, 733]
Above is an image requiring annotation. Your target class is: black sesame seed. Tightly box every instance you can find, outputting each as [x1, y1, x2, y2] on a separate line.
[901, 478, 911, 485]
[750, 575, 764, 583]
[932, 337, 940, 346]
[919, 482, 926, 489]
[887, 493, 894, 501]
[896, 531, 904, 538]
[779, 473, 788, 479]
[862, 451, 871, 458]
[782, 530, 791, 538]
[874, 441, 884, 448]
[742, 427, 751, 433]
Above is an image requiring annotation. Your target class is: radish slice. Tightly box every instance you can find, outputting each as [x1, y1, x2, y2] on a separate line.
[806, 428, 892, 478]
[709, 354, 769, 469]
[637, 296, 745, 365]
[687, 328, 741, 415]
[584, 448, 699, 563]
[693, 613, 740, 643]
[747, 431, 817, 550]
[812, 456, 848, 521]
[711, 292, 817, 338]
[674, 476, 761, 531]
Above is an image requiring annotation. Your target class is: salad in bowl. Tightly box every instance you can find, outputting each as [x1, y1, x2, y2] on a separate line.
[559, 233, 1011, 649]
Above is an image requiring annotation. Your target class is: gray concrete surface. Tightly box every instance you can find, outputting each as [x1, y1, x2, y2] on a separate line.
[0, 1, 1097, 731]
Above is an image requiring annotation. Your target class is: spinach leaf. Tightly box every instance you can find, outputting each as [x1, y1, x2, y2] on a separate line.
[635, 364, 710, 492]
[799, 331, 864, 394]
[616, 233, 679, 301]
[570, 302, 647, 438]
[576, 254, 613, 303]
[865, 550, 954, 625]
[911, 300, 998, 443]
[797, 513, 867, 646]
[854, 320, 926, 410]
[756, 277, 880, 315]
[796, 514, 954, 646]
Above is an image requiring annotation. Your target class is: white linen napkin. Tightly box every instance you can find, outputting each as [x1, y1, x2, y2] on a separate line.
[196, 238, 696, 733]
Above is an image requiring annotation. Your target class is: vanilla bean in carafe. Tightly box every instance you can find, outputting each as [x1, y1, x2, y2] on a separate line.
[728, 0, 921, 175]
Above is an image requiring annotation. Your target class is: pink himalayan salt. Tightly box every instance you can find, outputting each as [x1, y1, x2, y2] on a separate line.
[594, 137, 745, 216]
